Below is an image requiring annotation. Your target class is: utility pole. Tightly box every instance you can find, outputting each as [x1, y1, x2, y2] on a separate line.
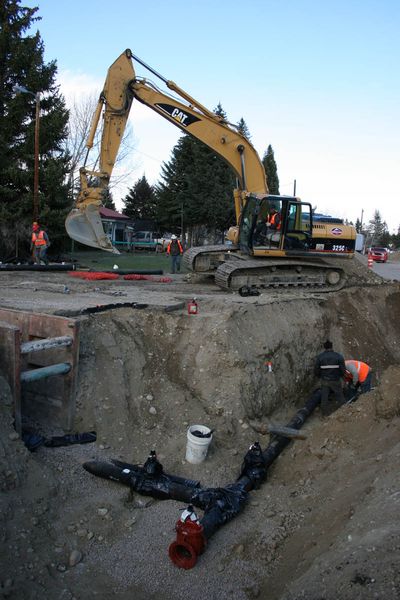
[33, 92, 40, 222]
[293, 179, 297, 196]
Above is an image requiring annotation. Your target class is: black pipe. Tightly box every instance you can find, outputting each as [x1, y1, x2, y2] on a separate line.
[103, 270, 164, 275]
[237, 389, 322, 491]
[0, 263, 75, 271]
[83, 460, 196, 502]
[83, 390, 322, 565]
[196, 389, 321, 541]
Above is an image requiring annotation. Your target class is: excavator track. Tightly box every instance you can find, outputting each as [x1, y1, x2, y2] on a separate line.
[214, 257, 347, 293]
[183, 245, 236, 273]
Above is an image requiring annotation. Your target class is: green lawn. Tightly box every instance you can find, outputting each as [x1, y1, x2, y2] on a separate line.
[66, 249, 181, 273]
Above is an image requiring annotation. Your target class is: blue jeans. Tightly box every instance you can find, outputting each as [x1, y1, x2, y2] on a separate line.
[171, 254, 181, 273]
[34, 245, 48, 265]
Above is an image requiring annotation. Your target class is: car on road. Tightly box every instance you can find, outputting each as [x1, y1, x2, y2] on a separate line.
[369, 247, 389, 263]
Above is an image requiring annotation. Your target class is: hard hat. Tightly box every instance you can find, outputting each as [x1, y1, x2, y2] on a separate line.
[171, 234, 177, 240]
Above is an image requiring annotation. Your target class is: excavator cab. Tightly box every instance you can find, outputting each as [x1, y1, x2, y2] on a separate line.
[239, 195, 313, 256]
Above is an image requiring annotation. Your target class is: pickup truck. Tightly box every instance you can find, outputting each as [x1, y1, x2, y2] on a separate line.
[128, 231, 168, 252]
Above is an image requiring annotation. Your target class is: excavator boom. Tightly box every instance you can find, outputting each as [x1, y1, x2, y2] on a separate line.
[65, 49, 267, 252]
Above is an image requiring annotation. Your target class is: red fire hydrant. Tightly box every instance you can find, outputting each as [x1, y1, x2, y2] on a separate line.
[168, 506, 206, 569]
[187, 297, 198, 315]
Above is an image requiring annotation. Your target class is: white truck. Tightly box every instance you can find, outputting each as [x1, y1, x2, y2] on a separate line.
[128, 231, 169, 252]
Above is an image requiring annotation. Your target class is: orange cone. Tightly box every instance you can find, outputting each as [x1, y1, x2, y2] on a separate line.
[367, 252, 373, 269]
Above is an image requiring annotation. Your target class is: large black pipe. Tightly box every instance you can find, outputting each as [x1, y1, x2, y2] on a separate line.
[83, 390, 322, 565]
[197, 389, 321, 540]
[0, 263, 75, 271]
[103, 269, 164, 275]
[83, 453, 201, 503]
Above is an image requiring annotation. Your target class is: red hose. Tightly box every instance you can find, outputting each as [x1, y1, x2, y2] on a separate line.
[68, 271, 120, 280]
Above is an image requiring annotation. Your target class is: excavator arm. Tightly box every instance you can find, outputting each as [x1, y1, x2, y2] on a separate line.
[65, 49, 268, 252]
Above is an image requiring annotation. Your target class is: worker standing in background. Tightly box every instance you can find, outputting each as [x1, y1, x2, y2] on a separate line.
[30, 222, 50, 265]
[314, 340, 346, 415]
[344, 360, 372, 395]
[166, 234, 183, 274]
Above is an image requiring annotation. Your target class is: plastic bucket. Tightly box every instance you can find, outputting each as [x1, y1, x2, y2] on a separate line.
[185, 425, 213, 464]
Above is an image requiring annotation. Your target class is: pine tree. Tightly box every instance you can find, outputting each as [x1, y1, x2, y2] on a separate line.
[102, 190, 116, 211]
[123, 175, 156, 220]
[0, 0, 70, 257]
[262, 145, 280, 194]
[237, 117, 251, 140]
[155, 107, 236, 245]
[366, 210, 389, 246]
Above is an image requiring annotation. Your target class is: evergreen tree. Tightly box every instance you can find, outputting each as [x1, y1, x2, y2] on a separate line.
[355, 218, 362, 233]
[123, 175, 156, 220]
[237, 117, 251, 140]
[391, 226, 400, 249]
[262, 145, 280, 194]
[366, 210, 389, 246]
[102, 190, 116, 211]
[155, 103, 236, 245]
[0, 0, 70, 257]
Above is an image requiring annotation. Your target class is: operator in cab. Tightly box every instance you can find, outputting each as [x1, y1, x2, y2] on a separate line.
[266, 206, 281, 231]
[253, 202, 282, 247]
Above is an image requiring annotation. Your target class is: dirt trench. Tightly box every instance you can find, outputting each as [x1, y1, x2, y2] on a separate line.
[1, 277, 400, 600]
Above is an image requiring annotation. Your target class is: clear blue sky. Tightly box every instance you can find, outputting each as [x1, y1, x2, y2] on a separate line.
[27, 0, 400, 230]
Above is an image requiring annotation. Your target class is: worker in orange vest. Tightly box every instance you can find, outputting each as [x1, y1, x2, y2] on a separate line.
[166, 234, 183, 274]
[266, 207, 281, 230]
[30, 222, 50, 265]
[344, 360, 372, 394]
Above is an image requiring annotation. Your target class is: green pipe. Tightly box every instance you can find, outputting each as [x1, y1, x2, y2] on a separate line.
[21, 362, 71, 383]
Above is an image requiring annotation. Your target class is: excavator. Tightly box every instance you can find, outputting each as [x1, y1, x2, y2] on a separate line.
[65, 49, 356, 292]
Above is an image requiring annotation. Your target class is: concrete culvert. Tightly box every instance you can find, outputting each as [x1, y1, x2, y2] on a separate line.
[0, 264, 400, 600]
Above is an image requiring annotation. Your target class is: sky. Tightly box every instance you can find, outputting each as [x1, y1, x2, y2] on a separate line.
[25, 0, 400, 231]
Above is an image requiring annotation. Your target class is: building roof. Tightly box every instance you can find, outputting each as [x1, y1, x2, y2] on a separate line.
[99, 207, 129, 221]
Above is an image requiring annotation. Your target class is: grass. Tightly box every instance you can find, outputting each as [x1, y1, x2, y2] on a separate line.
[66, 249, 181, 273]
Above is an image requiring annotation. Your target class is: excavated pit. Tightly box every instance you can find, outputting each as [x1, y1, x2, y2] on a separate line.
[1, 259, 400, 599]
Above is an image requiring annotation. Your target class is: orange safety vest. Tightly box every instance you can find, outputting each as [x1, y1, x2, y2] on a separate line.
[32, 231, 47, 247]
[345, 360, 370, 383]
[167, 240, 183, 254]
[267, 212, 281, 230]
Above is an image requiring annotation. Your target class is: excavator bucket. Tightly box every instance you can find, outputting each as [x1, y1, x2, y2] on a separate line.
[65, 204, 120, 254]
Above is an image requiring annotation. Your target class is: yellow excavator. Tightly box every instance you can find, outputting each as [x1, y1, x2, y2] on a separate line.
[65, 49, 355, 292]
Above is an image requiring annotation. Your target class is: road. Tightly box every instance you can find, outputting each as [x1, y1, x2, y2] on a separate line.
[357, 252, 400, 281]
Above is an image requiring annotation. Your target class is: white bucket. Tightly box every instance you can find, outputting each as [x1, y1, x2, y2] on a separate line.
[185, 424, 213, 464]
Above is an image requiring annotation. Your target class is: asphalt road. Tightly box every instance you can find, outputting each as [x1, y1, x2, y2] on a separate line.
[357, 252, 400, 281]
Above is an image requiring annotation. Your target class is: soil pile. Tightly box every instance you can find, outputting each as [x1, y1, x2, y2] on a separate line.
[0, 259, 399, 599]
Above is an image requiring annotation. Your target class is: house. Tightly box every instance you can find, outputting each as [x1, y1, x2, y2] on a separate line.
[99, 207, 131, 248]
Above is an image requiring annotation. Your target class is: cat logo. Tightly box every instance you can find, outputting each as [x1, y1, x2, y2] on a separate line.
[331, 228, 343, 235]
[155, 103, 201, 128]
